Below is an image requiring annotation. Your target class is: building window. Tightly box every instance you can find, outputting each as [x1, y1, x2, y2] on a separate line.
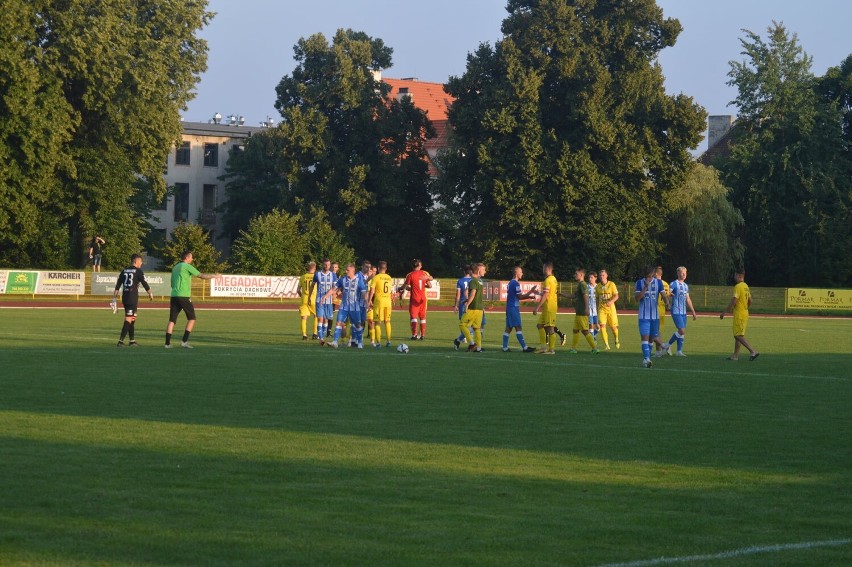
[175, 141, 190, 166]
[174, 182, 189, 222]
[201, 184, 217, 226]
[203, 143, 218, 167]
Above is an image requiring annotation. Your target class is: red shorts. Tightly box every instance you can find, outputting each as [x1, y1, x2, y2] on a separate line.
[409, 302, 427, 320]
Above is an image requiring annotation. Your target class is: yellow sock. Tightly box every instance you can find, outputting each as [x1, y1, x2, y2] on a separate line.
[538, 327, 546, 346]
[313, 318, 318, 335]
[385, 321, 392, 343]
[374, 325, 381, 343]
[613, 328, 620, 342]
[549, 332, 556, 350]
[301, 319, 307, 336]
[369, 325, 376, 343]
[572, 332, 580, 348]
[600, 327, 609, 348]
[474, 328, 482, 347]
[585, 333, 596, 348]
[461, 322, 473, 344]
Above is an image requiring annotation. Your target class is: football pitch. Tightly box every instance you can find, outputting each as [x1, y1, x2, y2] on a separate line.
[0, 307, 850, 566]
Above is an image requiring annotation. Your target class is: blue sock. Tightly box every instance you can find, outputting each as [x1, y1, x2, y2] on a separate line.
[642, 341, 651, 359]
[502, 333, 509, 349]
[516, 332, 527, 349]
[669, 333, 678, 346]
[677, 335, 685, 351]
[333, 326, 342, 342]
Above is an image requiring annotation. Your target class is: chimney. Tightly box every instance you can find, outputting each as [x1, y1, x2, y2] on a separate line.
[708, 115, 734, 149]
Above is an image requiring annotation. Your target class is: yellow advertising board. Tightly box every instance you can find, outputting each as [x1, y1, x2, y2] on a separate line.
[786, 288, 852, 311]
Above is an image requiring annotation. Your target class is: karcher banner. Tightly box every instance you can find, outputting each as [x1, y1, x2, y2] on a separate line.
[786, 288, 852, 311]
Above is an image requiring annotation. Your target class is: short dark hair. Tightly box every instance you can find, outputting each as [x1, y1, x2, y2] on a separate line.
[181, 250, 193, 261]
[131, 253, 142, 262]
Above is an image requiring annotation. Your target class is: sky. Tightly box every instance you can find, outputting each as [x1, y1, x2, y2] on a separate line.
[184, 0, 851, 151]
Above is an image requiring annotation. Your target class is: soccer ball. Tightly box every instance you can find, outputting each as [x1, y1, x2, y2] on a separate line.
[397, 343, 409, 354]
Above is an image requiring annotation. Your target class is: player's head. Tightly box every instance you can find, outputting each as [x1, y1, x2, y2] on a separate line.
[463, 264, 472, 276]
[377, 261, 387, 273]
[599, 269, 609, 282]
[361, 260, 371, 274]
[574, 267, 586, 281]
[181, 250, 193, 263]
[644, 266, 657, 278]
[677, 266, 687, 280]
[655, 265, 663, 277]
[131, 254, 143, 267]
[307, 261, 317, 273]
[331, 262, 339, 273]
[542, 262, 553, 275]
[321, 258, 331, 271]
[412, 259, 422, 270]
[512, 266, 523, 280]
[588, 271, 597, 283]
[345, 263, 356, 276]
[734, 269, 745, 282]
[472, 262, 486, 277]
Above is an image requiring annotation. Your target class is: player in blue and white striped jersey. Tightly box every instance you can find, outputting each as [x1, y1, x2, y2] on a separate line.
[309, 259, 338, 344]
[665, 266, 697, 356]
[323, 263, 368, 348]
[634, 266, 670, 367]
[587, 271, 600, 343]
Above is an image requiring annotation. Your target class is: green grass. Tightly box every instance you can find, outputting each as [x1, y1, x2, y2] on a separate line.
[0, 307, 850, 566]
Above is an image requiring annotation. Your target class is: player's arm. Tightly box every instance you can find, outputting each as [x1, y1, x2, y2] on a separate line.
[139, 271, 154, 301]
[608, 286, 619, 307]
[197, 273, 219, 280]
[465, 287, 477, 310]
[635, 277, 652, 303]
[720, 294, 738, 319]
[686, 294, 697, 320]
[533, 287, 549, 314]
[423, 271, 433, 288]
[518, 285, 538, 300]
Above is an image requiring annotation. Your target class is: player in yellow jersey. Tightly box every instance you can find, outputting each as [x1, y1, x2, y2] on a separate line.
[532, 262, 558, 354]
[298, 261, 318, 340]
[654, 266, 671, 356]
[596, 269, 620, 350]
[720, 269, 759, 361]
[368, 261, 394, 348]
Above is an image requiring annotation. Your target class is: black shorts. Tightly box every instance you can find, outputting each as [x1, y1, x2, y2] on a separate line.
[122, 294, 138, 317]
[169, 297, 196, 323]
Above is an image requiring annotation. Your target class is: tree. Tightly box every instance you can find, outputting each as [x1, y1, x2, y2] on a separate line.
[221, 29, 436, 269]
[721, 23, 852, 286]
[161, 223, 227, 273]
[434, 0, 706, 277]
[0, 1, 210, 268]
[662, 164, 743, 284]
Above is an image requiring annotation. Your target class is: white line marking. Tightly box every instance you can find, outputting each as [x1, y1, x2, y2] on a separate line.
[594, 538, 852, 567]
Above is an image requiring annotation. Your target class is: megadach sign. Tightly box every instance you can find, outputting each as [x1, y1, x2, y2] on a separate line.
[786, 288, 852, 311]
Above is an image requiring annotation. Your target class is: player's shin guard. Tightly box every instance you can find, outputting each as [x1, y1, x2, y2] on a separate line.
[474, 328, 482, 348]
[572, 331, 580, 348]
[677, 334, 685, 351]
[585, 333, 596, 348]
[411, 319, 418, 336]
[182, 330, 191, 343]
[538, 327, 546, 347]
[548, 331, 556, 350]
[120, 321, 130, 341]
[460, 321, 473, 344]
[502, 333, 510, 350]
[301, 318, 307, 336]
[129, 321, 135, 341]
[333, 325, 343, 343]
[420, 320, 426, 338]
[641, 341, 651, 359]
[669, 333, 678, 346]
[516, 331, 527, 349]
[600, 327, 610, 348]
[384, 321, 392, 343]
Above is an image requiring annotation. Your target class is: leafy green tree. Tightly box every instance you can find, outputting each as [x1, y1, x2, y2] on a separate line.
[230, 210, 308, 275]
[662, 164, 743, 284]
[161, 222, 227, 273]
[222, 29, 435, 268]
[435, 0, 705, 278]
[721, 23, 852, 285]
[0, 1, 209, 268]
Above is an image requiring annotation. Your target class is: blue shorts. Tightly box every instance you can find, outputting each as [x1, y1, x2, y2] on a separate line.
[671, 314, 687, 330]
[505, 308, 522, 329]
[337, 308, 362, 325]
[638, 319, 660, 338]
[589, 315, 599, 325]
[458, 304, 467, 319]
[316, 303, 333, 320]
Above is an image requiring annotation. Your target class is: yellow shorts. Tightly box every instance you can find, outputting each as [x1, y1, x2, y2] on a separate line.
[733, 316, 748, 337]
[599, 308, 618, 327]
[538, 308, 556, 328]
[461, 309, 484, 329]
[372, 301, 392, 322]
[573, 315, 589, 331]
[299, 303, 315, 317]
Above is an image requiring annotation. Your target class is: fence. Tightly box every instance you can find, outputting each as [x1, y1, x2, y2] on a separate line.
[0, 271, 845, 316]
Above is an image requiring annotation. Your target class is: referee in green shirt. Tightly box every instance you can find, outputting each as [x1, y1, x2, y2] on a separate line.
[165, 250, 219, 348]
